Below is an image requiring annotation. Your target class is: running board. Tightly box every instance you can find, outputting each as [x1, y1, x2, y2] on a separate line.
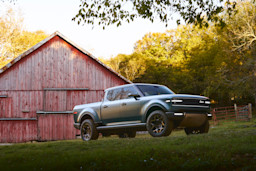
[97, 123, 146, 130]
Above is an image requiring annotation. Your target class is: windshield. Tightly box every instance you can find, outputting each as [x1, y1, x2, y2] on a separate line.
[136, 85, 174, 96]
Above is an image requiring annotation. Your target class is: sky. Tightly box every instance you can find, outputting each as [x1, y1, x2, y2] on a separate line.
[0, 0, 178, 59]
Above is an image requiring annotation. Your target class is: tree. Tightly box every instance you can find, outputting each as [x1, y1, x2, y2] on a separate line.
[226, 0, 256, 52]
[103, 1, 256, 107]
[0, 8, 48, 69]
[73, 0, 237, 29]
[104, 53, 148, 81]
[223, 0, 256, 106]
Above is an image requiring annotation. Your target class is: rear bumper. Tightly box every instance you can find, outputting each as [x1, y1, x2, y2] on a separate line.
[74, 123, 80, 130]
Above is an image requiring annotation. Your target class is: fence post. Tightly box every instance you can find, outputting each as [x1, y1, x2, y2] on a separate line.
[212, 108, 217, 125]
[234, 103, 238, 121]
[248, 103, 252, 121]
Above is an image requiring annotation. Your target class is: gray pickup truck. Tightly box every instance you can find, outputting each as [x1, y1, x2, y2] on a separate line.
[73, 83, 212, 141]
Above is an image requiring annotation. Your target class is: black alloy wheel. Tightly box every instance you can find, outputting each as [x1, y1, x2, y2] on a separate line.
[146, 110, 173, 137]
[80, 119, 99, 141]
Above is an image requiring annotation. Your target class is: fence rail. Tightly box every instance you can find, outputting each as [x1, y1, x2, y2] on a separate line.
[211, 103, 252, 125]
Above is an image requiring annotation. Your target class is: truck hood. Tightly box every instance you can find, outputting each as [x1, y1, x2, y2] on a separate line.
[170, 94, 208, 99]
[144, 94, 208, 100]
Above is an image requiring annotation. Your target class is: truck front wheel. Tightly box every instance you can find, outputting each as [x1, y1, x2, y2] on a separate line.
[146, 110, 173, 137]
[80, 119, 99, 141]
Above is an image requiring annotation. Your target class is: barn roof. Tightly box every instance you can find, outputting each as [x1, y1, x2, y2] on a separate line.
[0, 31, 131, 83]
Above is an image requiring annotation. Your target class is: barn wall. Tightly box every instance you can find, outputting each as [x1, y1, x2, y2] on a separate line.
[0, 35, 128, 143]
[0, 36, 127, 91]
[0, 120, 37, 143]
[37, 114, 75, 141]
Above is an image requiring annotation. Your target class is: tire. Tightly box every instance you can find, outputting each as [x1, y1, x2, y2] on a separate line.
[118, 130, 136, 138]
[146, 110, 173, 137]
[184, 120, 210, 135]
[80, 119, 99, 141]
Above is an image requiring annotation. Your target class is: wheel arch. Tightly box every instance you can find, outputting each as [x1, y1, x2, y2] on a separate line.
[80, 113, 94, 124]
[78, 108, 100, 124]
[142, 104, 167, 123]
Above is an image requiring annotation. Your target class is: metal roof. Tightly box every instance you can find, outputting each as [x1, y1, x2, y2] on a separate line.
[0, 31, 132, 84]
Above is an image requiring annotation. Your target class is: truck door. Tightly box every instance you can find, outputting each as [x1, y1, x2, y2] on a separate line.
[100, 88, 122, 124]
[118, 86, 141, 122]
[101, 86, 142, 125]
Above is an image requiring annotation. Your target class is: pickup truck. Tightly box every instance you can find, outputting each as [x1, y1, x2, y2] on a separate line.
[73, 83, 212, 141]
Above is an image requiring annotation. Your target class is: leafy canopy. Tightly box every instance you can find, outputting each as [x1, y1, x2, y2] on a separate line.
[103, 1, 256, 106]
[73, 0, 237, 29]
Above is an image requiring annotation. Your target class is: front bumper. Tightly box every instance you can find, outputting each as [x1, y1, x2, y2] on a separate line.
[74, 123, 80, 130]
[166, 112, 212, 128]
[166, 112, 212, 120]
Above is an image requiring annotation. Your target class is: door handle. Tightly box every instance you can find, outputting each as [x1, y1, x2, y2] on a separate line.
[103, 105, 108, 108]
[122, 103, 127, 106]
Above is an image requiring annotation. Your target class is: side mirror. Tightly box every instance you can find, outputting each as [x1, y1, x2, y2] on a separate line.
[128, 93, 140, 100]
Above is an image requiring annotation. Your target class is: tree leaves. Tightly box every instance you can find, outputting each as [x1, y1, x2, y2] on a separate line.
[103, 1, 256, 106]
[73, 0, 237, 29]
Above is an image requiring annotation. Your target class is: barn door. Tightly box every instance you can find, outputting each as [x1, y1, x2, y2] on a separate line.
[37, 88, 103, 141]
[38, 89, 74, 141]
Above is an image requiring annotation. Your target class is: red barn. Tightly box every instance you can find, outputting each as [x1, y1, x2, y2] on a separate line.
[0, 32, 130, 143]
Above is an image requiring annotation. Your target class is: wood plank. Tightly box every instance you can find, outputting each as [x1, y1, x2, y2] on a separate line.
[0, 118, 37, 121]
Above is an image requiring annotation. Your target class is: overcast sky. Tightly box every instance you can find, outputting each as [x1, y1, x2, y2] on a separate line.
[0, 0, 178, 59]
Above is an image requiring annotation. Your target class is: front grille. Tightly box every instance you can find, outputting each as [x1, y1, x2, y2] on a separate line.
[172, 98, 210, 107]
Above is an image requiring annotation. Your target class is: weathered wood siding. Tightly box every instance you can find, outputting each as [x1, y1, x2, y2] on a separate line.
[0, 36, 126, 91]
[0, 35, 128, 143]
[37, 114, 75, 141]
[0, 120, 37, 143]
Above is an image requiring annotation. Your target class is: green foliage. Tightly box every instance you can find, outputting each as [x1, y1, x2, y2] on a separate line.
[104, 1, 256, 107]
[103, 53, 148, 81]
[0, 120, 256, 170]
[0, 8, 48, 69]
[73, 0, 237, 29]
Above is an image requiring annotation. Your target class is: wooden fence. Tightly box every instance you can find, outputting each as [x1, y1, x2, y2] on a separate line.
[211, 104, 253, 125]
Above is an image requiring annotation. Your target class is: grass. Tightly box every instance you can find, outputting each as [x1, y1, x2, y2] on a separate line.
[0, 120, 256, 171]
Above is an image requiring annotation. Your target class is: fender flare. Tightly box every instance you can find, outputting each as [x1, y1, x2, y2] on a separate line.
[77, 108, 100, 123]
[142, 103, 168, 123]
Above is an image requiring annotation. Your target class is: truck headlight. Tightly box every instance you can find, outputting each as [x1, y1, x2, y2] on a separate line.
[205, 101, 211, 104]
[171, 99, 183, 103]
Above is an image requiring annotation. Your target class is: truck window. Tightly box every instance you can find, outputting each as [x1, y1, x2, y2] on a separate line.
[120, 86, 138, 99]
[136, 85, 174, 96]
[106, 88, 122, 101]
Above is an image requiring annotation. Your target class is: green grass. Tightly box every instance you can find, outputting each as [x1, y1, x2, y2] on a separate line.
[1, 120, 256, 171]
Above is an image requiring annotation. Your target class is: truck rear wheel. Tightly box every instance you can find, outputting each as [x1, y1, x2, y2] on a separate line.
[80, 119, 99, 141]
[184, 120, 209, 135]
[146, 110, 173, 137]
